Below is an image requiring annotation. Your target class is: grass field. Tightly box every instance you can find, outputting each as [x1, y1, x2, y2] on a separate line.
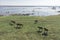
[0, 15, 60, 40]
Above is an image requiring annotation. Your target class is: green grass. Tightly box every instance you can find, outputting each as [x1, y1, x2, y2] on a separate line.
[0, 15, 60, 40]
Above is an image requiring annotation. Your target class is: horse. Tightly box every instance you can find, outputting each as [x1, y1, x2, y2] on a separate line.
[42, 28, 48, 36]
[34, 20, 38, 24]
[15, 23, 23, 29]
[37, 26, 43, 33]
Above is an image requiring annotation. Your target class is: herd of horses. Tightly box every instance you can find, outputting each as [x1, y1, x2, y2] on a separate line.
[9, 20, 48, 37]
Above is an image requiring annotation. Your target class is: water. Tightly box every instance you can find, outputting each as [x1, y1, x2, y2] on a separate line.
[0, 6, 60, 16]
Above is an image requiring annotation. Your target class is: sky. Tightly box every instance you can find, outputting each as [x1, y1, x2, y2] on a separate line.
[0, 0, 60, 6]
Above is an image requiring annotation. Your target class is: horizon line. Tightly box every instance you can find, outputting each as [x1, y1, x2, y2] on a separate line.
[0, 5, 60, 7]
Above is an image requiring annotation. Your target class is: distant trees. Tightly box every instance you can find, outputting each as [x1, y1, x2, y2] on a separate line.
[0, 15, 3, 16]
[52, 7, 56, 10]
[22, 13, 30, 16]
[10, 13, 30, 16]
[57, 11, 60, 12]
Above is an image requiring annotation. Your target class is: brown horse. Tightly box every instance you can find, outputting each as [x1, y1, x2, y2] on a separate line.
[34, 20, 38, 24]
[15, 23, 23, 29]
[9, 20, 16, 26]
[42, 28, 48, 36]
[37, 26, 43, 33]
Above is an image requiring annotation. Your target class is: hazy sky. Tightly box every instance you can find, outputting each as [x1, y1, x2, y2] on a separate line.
[0, 0, 60, 6]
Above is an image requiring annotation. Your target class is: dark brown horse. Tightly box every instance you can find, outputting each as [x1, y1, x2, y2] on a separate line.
[34, 20, 38, 24]
[42, 28, 48, 36]
[15, 23, 23, 29]
[37, 26, 43, 33]
[11, 20, 16, 24]
[9, 20, 16, 26]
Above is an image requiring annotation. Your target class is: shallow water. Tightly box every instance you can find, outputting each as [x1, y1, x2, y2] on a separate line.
[0, 6, 60, 16]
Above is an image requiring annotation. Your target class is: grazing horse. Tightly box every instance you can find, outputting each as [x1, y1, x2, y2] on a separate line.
[11, 20, 16, 24]
[15, 23, 23, 29]
[9, 23, 13, 26]
[44, 28, 48, 31]
[42, 31, 48, 36]
[42, 28, 48, 36]
[38, 26, 43, 29]
[9, 20, 16, 26]
[37, 26, 43, 33]
[34, 20, 38, 24]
